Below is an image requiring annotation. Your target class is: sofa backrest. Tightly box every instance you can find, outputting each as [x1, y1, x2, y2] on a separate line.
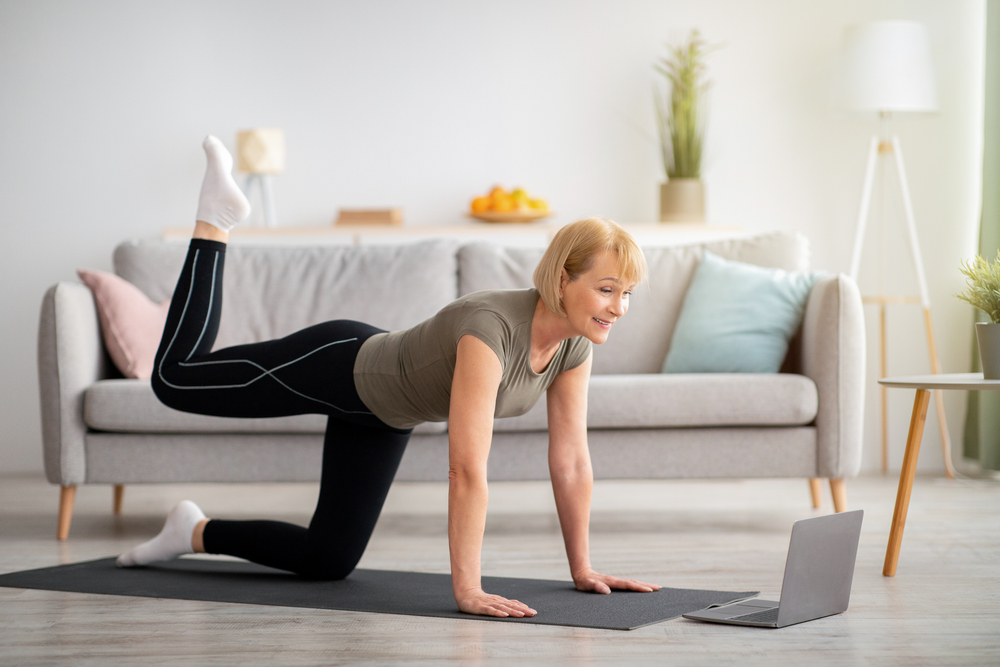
[114, 239, 460, 350]
[459, 231, 811, 374]
[114, 231, 809, 374]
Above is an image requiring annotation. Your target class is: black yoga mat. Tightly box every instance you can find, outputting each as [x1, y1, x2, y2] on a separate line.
[0, 557, 756, 631]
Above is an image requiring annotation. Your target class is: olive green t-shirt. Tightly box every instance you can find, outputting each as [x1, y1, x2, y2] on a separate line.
[353, 288, 592, 430]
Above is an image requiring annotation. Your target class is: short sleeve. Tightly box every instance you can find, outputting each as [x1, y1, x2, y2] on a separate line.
[560, 336, 592, 373]
[455, 307, 512, 370]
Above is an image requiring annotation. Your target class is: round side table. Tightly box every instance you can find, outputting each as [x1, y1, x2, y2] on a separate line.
[878, 373, 1000, 576]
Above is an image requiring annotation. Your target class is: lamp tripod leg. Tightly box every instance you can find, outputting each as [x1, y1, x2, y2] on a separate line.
[880, 303, 889, 474]
[849, 137, 880, 281]
[851, 136, 888, 473]
[924, 308, 955, 479]
[892, 137, 953, 479]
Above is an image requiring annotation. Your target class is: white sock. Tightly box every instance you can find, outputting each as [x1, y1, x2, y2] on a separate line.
[195, 135, 251, 232]
[116, 500, 206, 567]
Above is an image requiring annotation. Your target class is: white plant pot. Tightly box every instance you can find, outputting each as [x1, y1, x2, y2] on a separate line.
[659, 179, 705, 223]
[976, 322, 1000, 380]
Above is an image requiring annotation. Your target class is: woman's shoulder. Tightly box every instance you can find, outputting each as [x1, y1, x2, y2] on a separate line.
[557, 334, 593, 374]
[456, 288, 537, 309]
[444, 288, 537, 325]
[439, 289, 536, 365]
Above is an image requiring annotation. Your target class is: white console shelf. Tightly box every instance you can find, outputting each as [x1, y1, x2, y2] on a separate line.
[162, 222, 744, 248]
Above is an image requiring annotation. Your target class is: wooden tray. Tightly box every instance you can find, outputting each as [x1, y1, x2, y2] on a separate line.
[468, 210, 552, 223]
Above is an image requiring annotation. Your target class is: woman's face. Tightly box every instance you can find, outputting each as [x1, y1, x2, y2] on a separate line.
[559, 250, 633, 344]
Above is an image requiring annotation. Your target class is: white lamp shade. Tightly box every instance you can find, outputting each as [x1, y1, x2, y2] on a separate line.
[237, 128, 286, 174]
[837, 21, 938, 113]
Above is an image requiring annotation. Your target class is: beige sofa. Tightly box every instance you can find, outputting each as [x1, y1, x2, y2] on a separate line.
[38, 231, 865, 539]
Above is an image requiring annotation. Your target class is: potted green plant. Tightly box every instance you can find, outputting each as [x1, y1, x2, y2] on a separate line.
[956, 250, 1000, 379]
[654, 30, 718, 223]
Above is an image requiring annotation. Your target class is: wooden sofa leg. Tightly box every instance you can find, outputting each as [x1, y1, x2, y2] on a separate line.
[808, 478, 822, 508]
[113, 485, 124, 515]
[58, 485, 77, 540]
[830, 478, 847, 513]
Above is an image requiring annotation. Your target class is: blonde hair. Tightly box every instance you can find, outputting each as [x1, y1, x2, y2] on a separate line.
[533, 217, 648, 317]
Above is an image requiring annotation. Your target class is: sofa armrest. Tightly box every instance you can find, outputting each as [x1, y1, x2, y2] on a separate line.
[38, 282, 110, 485]
[800, 274, 866, 479]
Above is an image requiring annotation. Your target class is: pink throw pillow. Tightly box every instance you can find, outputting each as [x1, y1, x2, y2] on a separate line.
[77, 269, 171, 380]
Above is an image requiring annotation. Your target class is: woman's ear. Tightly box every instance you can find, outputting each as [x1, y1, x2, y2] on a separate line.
[559, 268, 569, 299]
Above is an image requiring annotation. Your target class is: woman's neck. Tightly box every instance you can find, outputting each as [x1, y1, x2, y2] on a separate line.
[529, 298, 575, 373]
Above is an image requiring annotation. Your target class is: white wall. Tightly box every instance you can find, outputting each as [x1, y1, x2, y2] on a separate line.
[0, 0, 985, 476]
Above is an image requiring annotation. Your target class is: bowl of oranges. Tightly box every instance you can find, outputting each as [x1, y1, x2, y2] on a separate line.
[469, 186, 551, 223]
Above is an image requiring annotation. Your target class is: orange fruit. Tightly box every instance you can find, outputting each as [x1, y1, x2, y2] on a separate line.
[491, 192, 514, 212]
[471, 196, 491, 213]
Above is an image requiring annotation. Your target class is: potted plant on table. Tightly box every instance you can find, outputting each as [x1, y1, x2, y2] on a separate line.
[654, 30, 718, 223]
[956, 250, 1000, 379]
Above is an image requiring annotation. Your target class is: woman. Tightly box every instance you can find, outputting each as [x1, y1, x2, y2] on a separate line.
[117, 136, 658, 618]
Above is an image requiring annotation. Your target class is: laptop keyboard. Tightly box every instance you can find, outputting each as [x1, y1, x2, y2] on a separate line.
[732, 607, 779, 624]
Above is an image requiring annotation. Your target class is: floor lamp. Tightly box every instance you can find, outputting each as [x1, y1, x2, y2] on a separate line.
[839, 21, 954, 478]
[237, 128, 285, 228]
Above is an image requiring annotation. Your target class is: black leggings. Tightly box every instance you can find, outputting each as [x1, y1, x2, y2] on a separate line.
[151, 239, 412, 580]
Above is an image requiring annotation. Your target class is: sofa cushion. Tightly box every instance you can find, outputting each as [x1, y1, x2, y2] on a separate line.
[662, 251, 818, 373]
[87, 372, 815, 436]
[114, 239, 460, 348]
[458, 232, 811, 375]
[492, 373, 818, 432]
[84, 379, 448, 435]
[458, 244, 542, 296]
[76, 268, 170, 379]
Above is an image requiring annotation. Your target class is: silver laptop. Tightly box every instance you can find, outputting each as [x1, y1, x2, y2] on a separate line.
[683, 510, 863, 628]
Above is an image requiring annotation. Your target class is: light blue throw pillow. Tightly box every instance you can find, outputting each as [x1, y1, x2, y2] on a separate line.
[662, 251, 819, 374]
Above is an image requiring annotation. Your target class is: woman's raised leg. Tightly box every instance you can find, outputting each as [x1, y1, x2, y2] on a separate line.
[150, 136, 379, 421]
[151, 239, 385, 421]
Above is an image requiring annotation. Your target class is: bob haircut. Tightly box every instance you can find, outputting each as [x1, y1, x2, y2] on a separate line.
[532, 217, 648, 317]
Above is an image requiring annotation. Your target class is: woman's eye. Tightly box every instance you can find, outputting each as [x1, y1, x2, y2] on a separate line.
[600, 288, 613, 294]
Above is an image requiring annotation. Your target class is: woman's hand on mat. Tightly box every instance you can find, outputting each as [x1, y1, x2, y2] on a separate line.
[456, 587, 537, 618]
[572, 568, 661, 595]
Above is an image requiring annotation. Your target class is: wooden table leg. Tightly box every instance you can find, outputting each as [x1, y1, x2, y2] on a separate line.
[884, 389, 931, 576]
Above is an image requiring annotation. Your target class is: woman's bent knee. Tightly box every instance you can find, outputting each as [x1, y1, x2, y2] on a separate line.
[300, 560, 357, 581]
[298, 545, 361, 581]
[150, 367, 184, 411]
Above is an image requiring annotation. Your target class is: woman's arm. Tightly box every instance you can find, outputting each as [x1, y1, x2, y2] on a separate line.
[546, 352, 595, 579]
[448, 335, 536, 618]
[547, 351, 659, 594]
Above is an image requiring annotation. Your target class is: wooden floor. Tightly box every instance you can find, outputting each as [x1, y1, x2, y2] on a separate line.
[1, 473, 998, 665]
